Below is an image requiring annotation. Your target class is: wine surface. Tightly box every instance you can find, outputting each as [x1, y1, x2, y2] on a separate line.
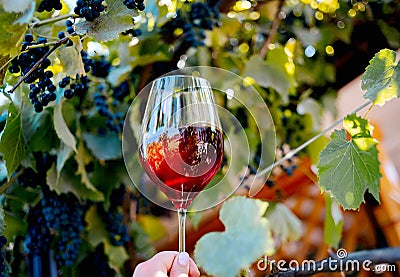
[140, 125, 224, 208]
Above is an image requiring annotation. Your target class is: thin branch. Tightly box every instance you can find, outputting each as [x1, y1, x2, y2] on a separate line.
[0, 168, 25, 194]
[255, 100, 372, 179]
[267, 247, 400, 276]
[259, 0, 286, 58]
[7, 34, 72, 94]
[29, 14, 78, 28]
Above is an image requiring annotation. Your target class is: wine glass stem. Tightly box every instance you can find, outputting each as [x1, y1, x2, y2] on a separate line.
[178, 208, 187, 252]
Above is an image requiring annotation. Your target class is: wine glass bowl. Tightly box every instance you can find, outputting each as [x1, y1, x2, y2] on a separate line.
[137, 75, 224, 251]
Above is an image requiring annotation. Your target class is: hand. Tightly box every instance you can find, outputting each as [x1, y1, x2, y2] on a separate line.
[133, 251, 201, 277]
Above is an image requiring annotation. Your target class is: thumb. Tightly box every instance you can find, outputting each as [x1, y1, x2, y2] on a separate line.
[169, 252, 190, 277]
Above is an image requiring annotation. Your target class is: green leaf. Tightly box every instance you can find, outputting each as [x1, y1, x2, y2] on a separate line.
[0, 104, 26, 178]
[194, 197, 274, 277]
[317, 114, 381, 210]
[130, 221, 156, 259]
[323, 193, 343, 248]
[75, 0, 136, 42]
[82, 132, 121, 160]
[56, 142, 73, 175]
[128, 35, 171, 67]
[47, 163, 104, 201]
[23, 109, 58, 152]
[0, 9, 27, 56]
[243, 47, 296, 104]
[56, 36, 86, 77]
[85, 206, 129, 270]
[264, 202, 302, 243]
[361, 49, 400, 106]
[54, 99, 77, 152]
[75, 140, 99, 194]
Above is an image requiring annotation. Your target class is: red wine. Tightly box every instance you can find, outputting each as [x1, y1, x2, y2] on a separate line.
[139, 125, 224, 209]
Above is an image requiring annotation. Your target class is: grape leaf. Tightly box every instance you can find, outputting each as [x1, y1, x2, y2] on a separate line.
[23, 109, 58, 152]
[0, 104, 26, 178]
[75, 0, 137, 42]
[56, 36, 86, 77]
[243, 47, 296, 104]
[47, 163, 104, 201]
[194, 197, 274, 277]
[56, 142, 72, 176]
[264, 202, 302, 243]
[75, 140, 99, 194]
[82, 132, 122, 160]
[361, 49, 400, 106]
[54, 99, 77, 152]
[0, 9, 27, 56]
[317, 114, 381, 210]
[324, 193, 343, 248]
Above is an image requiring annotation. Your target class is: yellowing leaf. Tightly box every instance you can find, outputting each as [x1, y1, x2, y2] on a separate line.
[265, 202, 302, 243]
[56, 36, 86, 77]
[361, 49, 400, 106]
[0, 9, 27, 56]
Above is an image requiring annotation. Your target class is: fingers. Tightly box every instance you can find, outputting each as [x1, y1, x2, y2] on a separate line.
[132, 251, 201, 277]
[169, 252, 201, 277]
[189, 257, 201, 277]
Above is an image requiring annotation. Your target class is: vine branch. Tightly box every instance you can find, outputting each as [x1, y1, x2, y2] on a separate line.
[0, 168, 25, 194]
[7, 34, 72, 94]
[266, 247, 400, 276]
[259, 0, 286, 58]
[255, 100, 373, 178]
[29, 14, 78, 28]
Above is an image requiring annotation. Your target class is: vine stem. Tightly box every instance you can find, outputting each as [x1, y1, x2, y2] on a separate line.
[259, 0, 286, 58]
[7, 34, 73, 94]
[0, 168, 26, 194]
[255, 100, 373, 179]
[29, 14, 78, 28]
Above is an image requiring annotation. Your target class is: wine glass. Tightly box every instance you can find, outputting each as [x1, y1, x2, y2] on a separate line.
[138, 75, 224, 252]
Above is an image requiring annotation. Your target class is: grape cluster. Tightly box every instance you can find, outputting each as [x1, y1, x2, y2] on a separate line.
[99, 185, 130, 246]
[41, 191, 87, 267]
[59, 51, 91, 100]
[94, 89, 125, 133]
[91, 57, 111, 78]
[24, 205, 52, 255]
[0, 235, 8, 276]
[74, 0, 105, 21]
[122, 28, 142, 37]
[8, 35, 56, 112]
[112, 81, 130, 101]
[161, 2, 220, 47]
[38, 0, 63, 12]
[123, 0, 145, 11]
[58, 20, 76, 47]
